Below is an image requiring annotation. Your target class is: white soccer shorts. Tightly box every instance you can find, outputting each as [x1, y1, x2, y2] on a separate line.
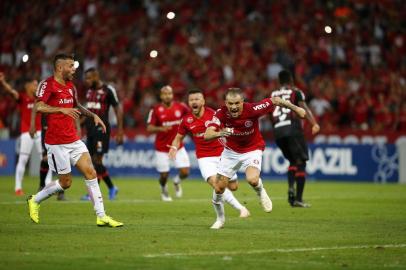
[45, 140, 88, 174]
[19, 131, 42, 156]
[155, 147, 190, 173]
[217, 148, 263, 179]
[198, 156, 237, 182]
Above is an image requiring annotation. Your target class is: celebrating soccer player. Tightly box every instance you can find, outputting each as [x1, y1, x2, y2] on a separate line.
[204, 88, 306, 229]
[0, 72, 46, 196]
[146, 85, 190, 201]
[79, 67, 123, 201]
[26, 53, 123, 227]
[168, 89, 250, 223]
[270, 70, 320, 207]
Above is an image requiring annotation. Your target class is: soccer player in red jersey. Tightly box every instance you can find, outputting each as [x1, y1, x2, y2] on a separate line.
[168, 89, 250, 224]
[204, 88, 305, 229]
[146, 85, 190, 201]
[0, 72, 45, 196]
[26, 54, 123, 227]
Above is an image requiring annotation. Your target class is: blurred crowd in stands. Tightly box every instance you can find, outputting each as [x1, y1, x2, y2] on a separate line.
[0, 0, 405, 138]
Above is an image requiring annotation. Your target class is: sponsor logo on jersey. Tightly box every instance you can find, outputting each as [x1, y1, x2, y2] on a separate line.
[158, 106, 164, 112]
[162, 120, 182, 127]
[58, 98, 74, 105]
[87, 102, 101, 109]
[253, 102, 270, 111]
[245, 120, 253, 127]
[187, 117, 193, 124]
[175, 110, 181, 117]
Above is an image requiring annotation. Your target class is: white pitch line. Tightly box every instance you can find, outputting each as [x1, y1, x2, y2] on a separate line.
[143, 244, 406, 258]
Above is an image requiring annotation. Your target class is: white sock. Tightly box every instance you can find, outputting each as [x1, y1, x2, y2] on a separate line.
[34, 180, 64, 203]
[223, 188, 244, 211]
[86, 178, 106, 218]
[45, 169, 52, 185]
[15, 154, 29, 190]
[173, 175, 181, 185]
[212, 190, 225, 222]
[253, 178, 263, 196]
[160, 184, 168, 194]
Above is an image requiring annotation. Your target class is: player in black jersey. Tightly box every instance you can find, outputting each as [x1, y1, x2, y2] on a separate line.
[80, 68, 124, 200]
[270, 70, 320, 207]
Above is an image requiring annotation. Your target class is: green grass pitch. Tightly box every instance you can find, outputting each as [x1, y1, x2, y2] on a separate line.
[0, 176, 405, 270]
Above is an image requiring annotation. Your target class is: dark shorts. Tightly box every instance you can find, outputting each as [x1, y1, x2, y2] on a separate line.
[87, 127, 111, 156]
[41, 127, 47, 156]
[275, 135, 309, 163]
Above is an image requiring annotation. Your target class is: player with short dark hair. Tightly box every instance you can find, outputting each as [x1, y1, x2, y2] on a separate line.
[270, 70, 320, 207]
[0, 72, 43, 196]
[146, 85, 190, 201]
[80, 67, 123, 201]
[204, 88, 306, 229]
[169, 89, 250, 223]
[27, 53, 123, 227]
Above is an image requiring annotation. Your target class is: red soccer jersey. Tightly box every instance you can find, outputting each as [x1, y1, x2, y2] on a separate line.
[147, 101, 189, 152]
[18, 92, 41, 133]
[178, 107, 224, 158]
[208, 98, 275, 153]
[36, 76, 80, 145]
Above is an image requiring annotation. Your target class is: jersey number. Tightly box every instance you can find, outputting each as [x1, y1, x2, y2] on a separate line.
[272, 95, 292, 127]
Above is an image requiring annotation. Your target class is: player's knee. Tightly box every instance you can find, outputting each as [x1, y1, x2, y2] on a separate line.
[227, 181, 238, 191]
[59, 175, 72, 189]
[246, 176, 259, 186]
[179, 168, 189, 179]
[159, 172, 169, 181]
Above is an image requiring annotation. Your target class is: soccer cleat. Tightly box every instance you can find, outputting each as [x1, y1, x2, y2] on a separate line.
[15, 189, 24, 196]
[96, 215, 124, 227]
[288, 188, 295, 206]
[57, 191, 66, 201]
[174, 183, 182, 198]
[27, 195, 40, 224]
[293, 200, 311, 208]
[161, 192, 173, 202]
[210, 219, 225, 229]
[239, 206, 250, 218]
[260, 189, 273, 212]
[80, 194, 91, 201]
[109, 187, 119, 200]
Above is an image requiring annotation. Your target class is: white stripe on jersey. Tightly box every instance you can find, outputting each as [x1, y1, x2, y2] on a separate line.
[146, 109, 153, 124]
[107, 84, 119, 103]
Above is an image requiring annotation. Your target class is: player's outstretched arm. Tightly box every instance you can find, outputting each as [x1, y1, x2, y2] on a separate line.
[204, 126, 232, 141]
[271, 96, 306, 118]
[76, 103, 106, 133]
[36, 101, 81, 119]
[299, 101, 320, 134]
[168, 133, 185, 160]
[0, 72, 19, 100]
[146, 124, 171, 133]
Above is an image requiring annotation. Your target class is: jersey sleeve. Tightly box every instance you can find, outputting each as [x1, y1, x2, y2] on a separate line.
[295, 90, 305, 104]
[177, 117, 188, 135]
[207, 109, 223, 130]
[36, 80, 52, 103]
[107, 85, 120, 107]
[250, 98, 274, 117]
[146, 108, 158, 125]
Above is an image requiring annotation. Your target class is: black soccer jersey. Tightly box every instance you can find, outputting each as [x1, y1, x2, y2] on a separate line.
[270, 86, 305, 139]
[85, 84, 119, 131]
